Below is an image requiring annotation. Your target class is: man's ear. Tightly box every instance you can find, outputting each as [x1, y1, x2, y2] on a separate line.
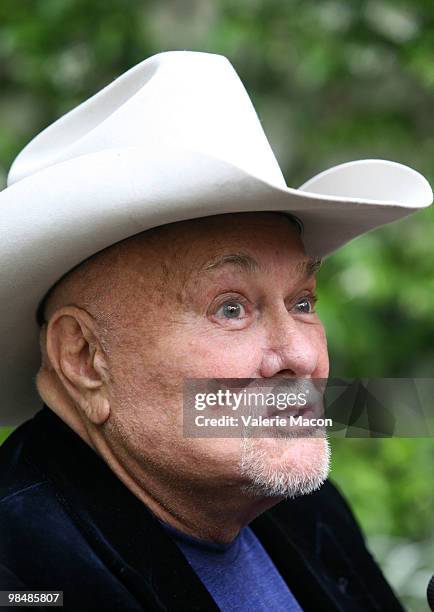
[45, 306, 111, 425]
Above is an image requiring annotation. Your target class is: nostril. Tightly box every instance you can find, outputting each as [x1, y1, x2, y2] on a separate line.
[272, 370, 296, 378]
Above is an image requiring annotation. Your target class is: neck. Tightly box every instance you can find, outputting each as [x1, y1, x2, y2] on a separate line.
[96, 426, 282, 544]
[37, 374, 283, 545]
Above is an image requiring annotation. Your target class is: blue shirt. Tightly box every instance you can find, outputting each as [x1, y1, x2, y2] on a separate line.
[161, 521, 303, 611]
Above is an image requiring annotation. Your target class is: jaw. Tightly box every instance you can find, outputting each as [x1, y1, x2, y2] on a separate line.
[239, 435, 331, 498]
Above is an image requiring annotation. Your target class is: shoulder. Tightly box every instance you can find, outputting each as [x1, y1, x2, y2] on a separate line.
[0, 416, 105, 587]
[0, 419, 58, 536]
[0, 412, 150, 611]
[0, 418, 46, 501]
[0, 421, 74, 535]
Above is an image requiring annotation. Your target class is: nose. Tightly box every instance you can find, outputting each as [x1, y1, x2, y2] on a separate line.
[259, 312, 322, 378]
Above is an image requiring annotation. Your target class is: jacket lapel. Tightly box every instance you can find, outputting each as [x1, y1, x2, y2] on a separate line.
[26, 407, 219, 611]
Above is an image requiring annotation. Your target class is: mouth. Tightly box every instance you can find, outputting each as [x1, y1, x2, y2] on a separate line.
[271, 404, 316, 419]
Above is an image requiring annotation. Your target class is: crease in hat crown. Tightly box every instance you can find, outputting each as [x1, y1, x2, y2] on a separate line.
[7, 50, 286, 189]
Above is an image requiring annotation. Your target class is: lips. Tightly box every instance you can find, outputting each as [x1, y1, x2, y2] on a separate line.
[271, 402, 323, 420]
[272, 404, 311, 418]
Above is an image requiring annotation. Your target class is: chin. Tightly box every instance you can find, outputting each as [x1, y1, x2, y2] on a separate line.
[239, 434, 331, 499]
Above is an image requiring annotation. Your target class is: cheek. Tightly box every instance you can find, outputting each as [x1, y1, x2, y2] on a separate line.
[186, 329, 272, 378]
[312, 323, 329, 378]
[160, 322, 330, 380]
[180, 333, 263, 378]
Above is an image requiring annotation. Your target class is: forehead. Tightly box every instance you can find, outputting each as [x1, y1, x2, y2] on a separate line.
[172, 211, 307, 266]
[120, 212, 314, 288]
[144, 212, 319, 295]
[158, 212, 305, 261]
[41, 212, 312, 322]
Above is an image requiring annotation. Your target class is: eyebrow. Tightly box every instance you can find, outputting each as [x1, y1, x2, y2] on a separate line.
[201, 252, 322, 279]
[297, 257, 323, 278]
[203, 252, 259, 273]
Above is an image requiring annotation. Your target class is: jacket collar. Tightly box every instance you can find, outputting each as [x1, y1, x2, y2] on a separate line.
[25, 407, 220, 610]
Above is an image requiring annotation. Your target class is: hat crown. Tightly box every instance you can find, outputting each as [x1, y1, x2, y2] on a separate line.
[7, 51, 286, 188]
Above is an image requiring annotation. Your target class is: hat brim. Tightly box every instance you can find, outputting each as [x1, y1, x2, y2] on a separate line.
[0, 146, 431, 425]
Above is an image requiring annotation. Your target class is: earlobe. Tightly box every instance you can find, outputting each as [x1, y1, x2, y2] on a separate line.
[84, 394, 110, 425]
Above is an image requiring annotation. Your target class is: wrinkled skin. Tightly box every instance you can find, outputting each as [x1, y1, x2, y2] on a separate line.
[37, 212, 330, 543]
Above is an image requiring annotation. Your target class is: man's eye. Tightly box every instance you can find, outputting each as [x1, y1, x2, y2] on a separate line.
[216, 301, 246, 319]
[294, 295, 317, 314]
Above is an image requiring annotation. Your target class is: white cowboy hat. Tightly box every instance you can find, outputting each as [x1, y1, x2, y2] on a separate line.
[0, 50, 432, 425]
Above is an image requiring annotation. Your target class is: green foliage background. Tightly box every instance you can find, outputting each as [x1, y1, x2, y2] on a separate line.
[1, 1, 433, 609]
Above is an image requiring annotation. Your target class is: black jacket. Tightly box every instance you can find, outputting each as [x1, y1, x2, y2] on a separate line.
[0, 406, 405, 611]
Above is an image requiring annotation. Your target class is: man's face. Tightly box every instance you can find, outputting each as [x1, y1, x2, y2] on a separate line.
[87, 212, 330, 498]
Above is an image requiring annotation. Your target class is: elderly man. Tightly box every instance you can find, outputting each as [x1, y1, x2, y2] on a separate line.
[0, 51, 431, 611]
